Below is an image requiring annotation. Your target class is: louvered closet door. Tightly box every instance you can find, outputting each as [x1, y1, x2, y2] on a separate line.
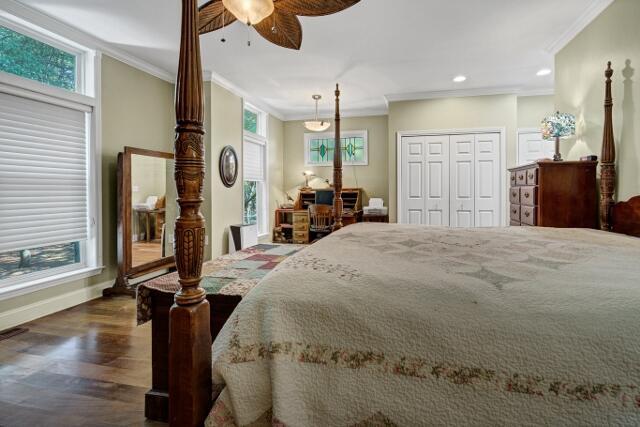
[401, 136, 426, 224]
[474, 133, 501, 227]
[449, 134, 475, 227]
[424, 135, 450, 225]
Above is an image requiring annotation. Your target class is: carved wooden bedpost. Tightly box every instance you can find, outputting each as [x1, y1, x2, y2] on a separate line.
[600, 62, 616, 231]
[169, 0, 211, 426]
[333, 84, 343, 231]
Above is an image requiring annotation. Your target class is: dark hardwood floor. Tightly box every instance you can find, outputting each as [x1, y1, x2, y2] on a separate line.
[0, 296, 165, 426]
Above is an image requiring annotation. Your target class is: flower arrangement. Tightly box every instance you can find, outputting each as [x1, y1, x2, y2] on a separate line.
[541, 111, 576, 140]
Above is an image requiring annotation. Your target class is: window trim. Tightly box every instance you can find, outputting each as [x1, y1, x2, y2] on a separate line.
[242, 101, 269, 237]
[304, 129, 369, 167]
[0, 14, 92, 95]
[0, 13, 103, 298]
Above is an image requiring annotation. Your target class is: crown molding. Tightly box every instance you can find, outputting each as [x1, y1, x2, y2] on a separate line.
[205, 70, 286, 121]
[545, 0, 614, 54]
[516, 88, 555, 97]
[1, 0, 175, 83]
[384, 84, 555, 103]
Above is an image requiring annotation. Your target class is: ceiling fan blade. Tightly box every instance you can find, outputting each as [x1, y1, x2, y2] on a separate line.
[254, 11, 302, 50]
[274, 0, 360, 16]
[198, 0, 237, 34]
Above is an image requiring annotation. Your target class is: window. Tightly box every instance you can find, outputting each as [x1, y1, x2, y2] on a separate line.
[0, 16, 100, 297]
[243, 108, 258, 134]
[242, 103, 268, 236]
[305, 130, 368, 166]
[0, 25, 78, 91]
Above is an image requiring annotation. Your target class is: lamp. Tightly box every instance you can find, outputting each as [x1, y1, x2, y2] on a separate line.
[222, 0, 274, 26]
[302, 171, 315, 190]
[304, 95, 331, 132]
[541, 111, 576, 162]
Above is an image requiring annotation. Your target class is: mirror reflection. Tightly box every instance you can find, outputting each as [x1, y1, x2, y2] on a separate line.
[131, 154, 176, 267]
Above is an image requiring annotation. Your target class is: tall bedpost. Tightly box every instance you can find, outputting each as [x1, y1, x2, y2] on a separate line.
[333, 84, 343, 231]
[169, 0, 211, 426]
[600, 61, 616, 231]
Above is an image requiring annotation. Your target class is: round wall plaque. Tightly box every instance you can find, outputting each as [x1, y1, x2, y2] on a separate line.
[219, 145, 239, 188]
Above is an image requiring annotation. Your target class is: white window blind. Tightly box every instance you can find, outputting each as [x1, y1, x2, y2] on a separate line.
[0, 91, 88, 253]
[243, 139, 265, 182]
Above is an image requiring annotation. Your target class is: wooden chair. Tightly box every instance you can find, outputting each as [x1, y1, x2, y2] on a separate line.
[309, 204, 333, 239]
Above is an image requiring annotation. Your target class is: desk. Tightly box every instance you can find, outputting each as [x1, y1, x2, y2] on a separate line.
[363, 213, 389, 223]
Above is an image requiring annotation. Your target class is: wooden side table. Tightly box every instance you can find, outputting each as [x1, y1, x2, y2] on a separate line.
[363, 214, 389, 223]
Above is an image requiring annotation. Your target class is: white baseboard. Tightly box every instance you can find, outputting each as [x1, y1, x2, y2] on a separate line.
[0, 280, 112, 331]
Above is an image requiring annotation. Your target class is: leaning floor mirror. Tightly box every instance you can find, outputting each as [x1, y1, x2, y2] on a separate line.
[104, 147, 176, 297]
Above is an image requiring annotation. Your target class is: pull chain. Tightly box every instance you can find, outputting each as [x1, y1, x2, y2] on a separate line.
[220, 10, 226, 43]
[247, 23, 251, 47]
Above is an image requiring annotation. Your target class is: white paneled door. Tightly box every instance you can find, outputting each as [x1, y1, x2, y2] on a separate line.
[425, 135, 450, 226]
[517, 131, 555, 165]
[450, 134, 475, 227]
[474, 133, 501, 227]
[401, 136, 426, 225]
[400, 132, 502, 228]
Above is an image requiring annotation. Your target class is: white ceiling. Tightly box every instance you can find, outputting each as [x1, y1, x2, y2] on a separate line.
[13, 0, 612, 119]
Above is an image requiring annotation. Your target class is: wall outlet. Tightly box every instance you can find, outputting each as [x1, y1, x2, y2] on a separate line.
[205, 235, 209, 246]
[132, 185, 139, 193]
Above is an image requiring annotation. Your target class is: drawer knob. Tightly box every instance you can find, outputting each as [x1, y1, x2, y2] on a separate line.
[518, 175, 524, 180]
[512, 192, 517, 197]
[525, 212, 530, 217]
[512, 209, 517, 214]
[524, 192, 530, 198]
[528, 173, 534, 179]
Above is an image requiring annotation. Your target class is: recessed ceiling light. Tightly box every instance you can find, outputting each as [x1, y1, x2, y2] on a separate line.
[453, 75, 467, 83]
[537, 68, 552, 76]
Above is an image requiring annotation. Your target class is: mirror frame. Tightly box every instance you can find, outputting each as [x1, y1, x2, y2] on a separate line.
[110, 147, 176, 295]
[219, 145, 239, 188]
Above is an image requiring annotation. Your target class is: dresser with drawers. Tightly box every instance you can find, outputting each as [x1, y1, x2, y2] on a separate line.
[292, 210, 310, 244]
[509, 161, 598, 228]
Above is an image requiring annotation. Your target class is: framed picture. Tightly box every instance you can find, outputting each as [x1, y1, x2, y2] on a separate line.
[304, 130, 368, 167]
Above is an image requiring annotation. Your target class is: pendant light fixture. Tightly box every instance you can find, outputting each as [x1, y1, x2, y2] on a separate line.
[304, 95, 331, 132]
[222, 0, 274, 26]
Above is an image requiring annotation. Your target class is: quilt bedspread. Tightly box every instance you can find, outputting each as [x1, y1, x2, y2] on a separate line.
[206, 223, 640, 426]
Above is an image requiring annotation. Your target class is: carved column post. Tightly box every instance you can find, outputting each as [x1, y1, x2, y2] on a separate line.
[333, 84, 343, 231]
[600, 62, 616, 231]
[169, 0, 211, 426]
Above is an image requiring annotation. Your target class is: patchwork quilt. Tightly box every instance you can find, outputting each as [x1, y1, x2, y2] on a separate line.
[137, 244, 304, 325]
[206, 223, 640, 426]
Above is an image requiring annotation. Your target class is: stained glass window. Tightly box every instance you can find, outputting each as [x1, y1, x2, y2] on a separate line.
[305, 131, 368, 166]
[243, 108, 258, 134]
[0, 26, 77, 91]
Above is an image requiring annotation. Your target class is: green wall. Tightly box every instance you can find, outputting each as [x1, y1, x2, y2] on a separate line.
[517, 95, 555, 129]
[283, 115, 389, 207]
[555, 0, 640, 200]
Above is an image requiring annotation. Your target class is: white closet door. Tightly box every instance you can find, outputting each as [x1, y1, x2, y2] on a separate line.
[474, 133, 501, 227]
[401, 136, 426, 224]
[424, 135, 450, 225]
[450, 134, 475, 227]
[518, 132, 555, 165]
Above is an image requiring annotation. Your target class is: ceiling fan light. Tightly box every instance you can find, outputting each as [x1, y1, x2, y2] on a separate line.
[222, 0, 274, 26]
[304, 120, 331, 132]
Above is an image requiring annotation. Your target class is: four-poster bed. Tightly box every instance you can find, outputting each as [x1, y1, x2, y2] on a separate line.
[169, 0, 639, 424]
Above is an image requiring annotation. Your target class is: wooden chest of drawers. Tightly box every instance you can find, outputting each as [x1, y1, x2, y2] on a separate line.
[292, 210, 310, 244]
[508, 161, 597, 228]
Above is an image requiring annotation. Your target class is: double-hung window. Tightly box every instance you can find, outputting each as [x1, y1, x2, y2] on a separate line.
[0, 16, 101, 297]
[242, 103, 268, 237]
